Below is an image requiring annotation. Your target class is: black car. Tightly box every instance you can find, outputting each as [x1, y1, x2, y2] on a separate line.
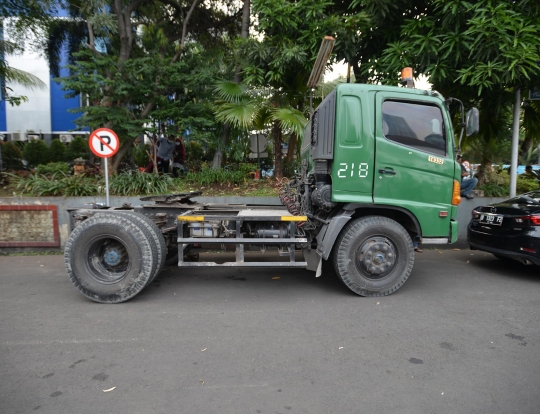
[467, 190, 540, 266]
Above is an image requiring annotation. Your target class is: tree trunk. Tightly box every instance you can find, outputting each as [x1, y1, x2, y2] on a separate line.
[273, 120, 283, 180]
[478, 153, 491, 186]
[112, 138, 135, 172]
[212, 125, 230, 169]
[212, 0, 249, 170]
[286, 132, 297, 163]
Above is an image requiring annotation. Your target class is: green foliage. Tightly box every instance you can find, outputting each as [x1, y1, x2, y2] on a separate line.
[227, 135, 250, 162]
[15, 172, 99, 196]
[236, 163, 257, 175]
[65, 136, 89, 161]
[185, 141, 205, 161]
[517, 177, 540, 193]
[282, 157, 300, 178]
[61, 174, 101, 196]
[1, 141, 24, 169]
[356, 0, 540, 179]
[477, 183, 508, 197]
[133, 144, 150, 168]
[185, 164, 247, 187]
[478, 169, 540, 196]
[35, 162, 70, 175]
[23, 140, 50, 167]
[109, 170, 172, 196]
[49, 139, 66, 162]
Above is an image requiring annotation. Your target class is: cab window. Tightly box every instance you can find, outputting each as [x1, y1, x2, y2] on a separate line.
[382, 100, 446, 156]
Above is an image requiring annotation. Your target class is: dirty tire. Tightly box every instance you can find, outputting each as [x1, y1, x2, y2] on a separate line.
[100, 210, 167, 283]
[64, 213, 157, 303]
[333, 216, 414, 296]
[115, 211, 166, 282]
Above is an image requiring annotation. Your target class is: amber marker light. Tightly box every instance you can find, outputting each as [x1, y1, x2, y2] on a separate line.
[452, 180, 462, 205]
[401, 67, 413, 81]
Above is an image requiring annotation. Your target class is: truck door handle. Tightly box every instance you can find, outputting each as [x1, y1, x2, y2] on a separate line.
[378, 169, 396, 175]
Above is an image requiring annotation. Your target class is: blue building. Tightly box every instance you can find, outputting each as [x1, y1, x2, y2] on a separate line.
[0, 21, 88, 144]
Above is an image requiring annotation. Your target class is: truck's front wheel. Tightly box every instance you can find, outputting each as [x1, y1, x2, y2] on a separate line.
[333, 216, 414, 296]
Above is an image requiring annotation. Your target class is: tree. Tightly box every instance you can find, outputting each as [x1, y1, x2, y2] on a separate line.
[52, 0, 243, 173]
[213, 80, 306, 178]
[211, 0, 251, 170]
[0, 141, 23, 170]
[23, 140, 50, 167]
[360, 0, 540, 183]
[49, 139, 66, 163]
[65, 136, 90, 161]
[223, 0, 347, 178]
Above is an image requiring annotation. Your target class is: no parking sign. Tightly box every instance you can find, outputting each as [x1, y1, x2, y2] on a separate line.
[89, 128, 120, 206]
[89, 128, 120, 158]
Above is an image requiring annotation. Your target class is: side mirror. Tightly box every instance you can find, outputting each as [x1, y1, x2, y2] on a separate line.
[466, 108, 479, 136]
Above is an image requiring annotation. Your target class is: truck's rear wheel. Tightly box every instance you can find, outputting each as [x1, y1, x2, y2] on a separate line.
[64, 214, 157, 303]
[333, 216, 414, 296]
[115, 211, 166, 282]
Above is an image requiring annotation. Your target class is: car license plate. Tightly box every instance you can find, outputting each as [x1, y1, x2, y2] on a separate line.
[479, 214, 503, 226]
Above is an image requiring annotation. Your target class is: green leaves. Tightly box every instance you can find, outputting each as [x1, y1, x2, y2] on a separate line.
[272, 107, 307, 139]
[213, 81, 248, 102]
[213, 99, 258, 129]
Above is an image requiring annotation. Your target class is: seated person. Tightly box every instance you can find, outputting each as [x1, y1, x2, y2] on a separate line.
[457, 154, 478, 199]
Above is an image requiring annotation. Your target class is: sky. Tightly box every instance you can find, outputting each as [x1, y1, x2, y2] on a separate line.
[325, 60, 432, 90]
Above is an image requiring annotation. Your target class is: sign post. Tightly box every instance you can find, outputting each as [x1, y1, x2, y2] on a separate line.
[89, 128, 120, 206]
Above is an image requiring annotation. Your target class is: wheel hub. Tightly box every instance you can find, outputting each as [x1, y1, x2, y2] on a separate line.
[87, 238, 130, 284]
[356, 237, 397, 279]
[104, 249, 122, 266]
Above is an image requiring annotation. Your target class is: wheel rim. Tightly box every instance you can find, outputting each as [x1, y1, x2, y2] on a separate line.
[355, 236, 398, 280]
[85, 236, 131, 284]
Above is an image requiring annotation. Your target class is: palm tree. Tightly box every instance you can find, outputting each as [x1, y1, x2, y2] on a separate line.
[213, 80, 307, 179]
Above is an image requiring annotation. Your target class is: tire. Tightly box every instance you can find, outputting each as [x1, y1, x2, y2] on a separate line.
[89, 211, 166, 281]
[64, 213, 157, 303]
[333, 216, 414, 296]
[115, 211, 166, 282]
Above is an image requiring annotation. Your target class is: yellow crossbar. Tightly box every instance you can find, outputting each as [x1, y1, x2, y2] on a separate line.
[177, 216, 205, 221]
[281, 216, 307, 222]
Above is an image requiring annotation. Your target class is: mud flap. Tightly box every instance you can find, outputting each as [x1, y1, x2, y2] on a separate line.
[303, 248, 323, 277]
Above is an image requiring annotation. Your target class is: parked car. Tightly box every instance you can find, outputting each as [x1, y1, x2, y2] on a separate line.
[468, 190, 540, 265]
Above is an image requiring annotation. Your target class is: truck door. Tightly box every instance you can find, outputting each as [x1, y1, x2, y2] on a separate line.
[331, 90, 375, 203]
[373, 93, 456, 237]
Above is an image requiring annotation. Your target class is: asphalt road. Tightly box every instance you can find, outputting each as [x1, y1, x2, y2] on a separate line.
[1, 249, 539, 414]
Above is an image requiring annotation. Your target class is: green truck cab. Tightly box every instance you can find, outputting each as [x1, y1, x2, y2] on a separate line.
[289, 81, 478, 296]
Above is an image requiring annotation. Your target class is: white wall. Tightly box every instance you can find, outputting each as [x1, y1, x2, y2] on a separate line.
[5, 38, 52, 134]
